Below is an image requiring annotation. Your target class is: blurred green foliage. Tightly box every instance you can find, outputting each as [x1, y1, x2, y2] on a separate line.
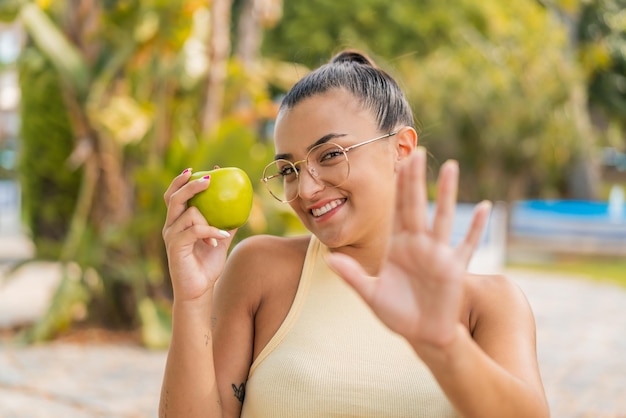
[577, 0, 626, 134]
[5, 0, 623, 346]
[0, 0, 23, 22]
[264, 0, 602, 200]
[18, 47, 81, 258]
[9, 0, 302, 346]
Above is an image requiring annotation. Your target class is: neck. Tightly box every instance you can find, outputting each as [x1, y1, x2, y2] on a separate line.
[329, 232, 389, 276]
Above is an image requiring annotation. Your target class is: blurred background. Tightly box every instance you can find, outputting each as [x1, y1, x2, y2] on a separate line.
[0, 0, 624, 349]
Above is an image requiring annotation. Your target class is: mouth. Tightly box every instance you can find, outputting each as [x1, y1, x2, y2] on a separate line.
[311, 198, 346, 218]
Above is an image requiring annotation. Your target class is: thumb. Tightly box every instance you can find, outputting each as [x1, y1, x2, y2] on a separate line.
[325, 252, 377, 305]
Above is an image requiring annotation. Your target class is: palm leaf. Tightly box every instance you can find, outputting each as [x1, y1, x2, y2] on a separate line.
[18, 3, 89, 99]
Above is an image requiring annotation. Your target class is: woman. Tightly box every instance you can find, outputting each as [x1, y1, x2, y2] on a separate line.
[160, 50, 549, 418]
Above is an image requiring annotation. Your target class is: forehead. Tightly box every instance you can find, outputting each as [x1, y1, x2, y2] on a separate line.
[274, 90, 377, 152]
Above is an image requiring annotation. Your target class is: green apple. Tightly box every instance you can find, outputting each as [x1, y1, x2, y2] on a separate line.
[187, 167, 253, 230]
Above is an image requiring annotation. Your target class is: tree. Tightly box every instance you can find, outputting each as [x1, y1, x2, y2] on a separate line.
[263, 0, 602, 200]
[9, 0, 291, 346]
[577, 0, 626, 146]
[11, 0, 203, 344]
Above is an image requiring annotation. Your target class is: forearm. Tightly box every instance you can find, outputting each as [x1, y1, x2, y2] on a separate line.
[160, 294, 222, 418]
[413, 325, 549, 418]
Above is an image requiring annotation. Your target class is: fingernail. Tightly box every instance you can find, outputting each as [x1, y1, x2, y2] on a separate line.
[182, 168, 191, 174]
[210, 238, 218, 247]
[218, 230, 230, 238]
[198, 175, 210, 182]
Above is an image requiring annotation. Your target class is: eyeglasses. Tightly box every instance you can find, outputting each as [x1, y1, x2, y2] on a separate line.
[261, 131, 398, 203]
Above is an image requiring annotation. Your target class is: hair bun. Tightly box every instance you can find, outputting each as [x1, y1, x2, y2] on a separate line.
[330, 49, 377, 68]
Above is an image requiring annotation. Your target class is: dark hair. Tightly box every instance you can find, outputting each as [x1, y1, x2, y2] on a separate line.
[279, 49, 415, 132]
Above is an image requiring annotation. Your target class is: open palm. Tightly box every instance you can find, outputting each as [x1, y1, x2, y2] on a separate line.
[327, 148, 491, 348]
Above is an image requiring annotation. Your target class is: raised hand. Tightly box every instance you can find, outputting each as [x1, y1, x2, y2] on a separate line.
[162, 169, 237, 302]
[326, 147, 491, 348]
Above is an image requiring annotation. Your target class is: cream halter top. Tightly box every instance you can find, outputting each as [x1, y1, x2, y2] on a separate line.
[240, 236, 458, 418]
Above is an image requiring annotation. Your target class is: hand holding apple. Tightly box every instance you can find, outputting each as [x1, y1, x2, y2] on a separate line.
[187, 167, 253, 230]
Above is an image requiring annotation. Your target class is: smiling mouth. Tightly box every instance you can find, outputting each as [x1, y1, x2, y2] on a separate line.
[311, 198, 346, 217]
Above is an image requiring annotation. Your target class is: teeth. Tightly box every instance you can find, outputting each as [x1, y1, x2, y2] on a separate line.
[312, 199, 344, 217]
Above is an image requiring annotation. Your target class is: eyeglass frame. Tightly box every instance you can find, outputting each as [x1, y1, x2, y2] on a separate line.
[261, 130, 399, 203]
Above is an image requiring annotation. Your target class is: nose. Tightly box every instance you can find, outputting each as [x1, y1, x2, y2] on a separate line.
[297, 166, 325, 199]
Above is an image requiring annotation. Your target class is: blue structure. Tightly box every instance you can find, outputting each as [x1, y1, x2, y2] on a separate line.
[509, 198, 626, 256]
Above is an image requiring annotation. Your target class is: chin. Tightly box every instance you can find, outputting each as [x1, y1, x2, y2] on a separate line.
[311, 225, 354, 250]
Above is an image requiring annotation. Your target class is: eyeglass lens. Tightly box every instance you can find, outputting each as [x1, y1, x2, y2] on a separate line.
[263, 142, 349, 202]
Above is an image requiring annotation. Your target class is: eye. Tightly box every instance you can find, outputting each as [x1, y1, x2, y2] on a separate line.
[318, 147, 344, 164]
[276, 162, 299, 181]
[280, 165, 296, 176]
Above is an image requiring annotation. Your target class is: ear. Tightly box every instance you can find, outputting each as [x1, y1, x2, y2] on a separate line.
[394, 126, 418, 161]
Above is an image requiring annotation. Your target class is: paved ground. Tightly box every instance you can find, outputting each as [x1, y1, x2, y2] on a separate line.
[0, 342, 165, 418]
[1, 260, 626, 417]
[511, 270, 626, 418]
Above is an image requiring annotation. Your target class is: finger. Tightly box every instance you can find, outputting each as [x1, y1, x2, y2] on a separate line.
[325, 252, 378, 306]
[165, 217, 234, 251]
[163, 204, 207, 241]
[164, 174, 211, 228]
[163, 168, 192, 204]
[164, 223, 208, 252]
[166, 204, 232, 237]
[432, 160, 459, 243]
[455, 200, 492, 265]
[203, 228, 235, 248]
[396, 147, 428, 233]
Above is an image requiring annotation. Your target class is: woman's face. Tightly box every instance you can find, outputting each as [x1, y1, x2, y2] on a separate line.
[273, 89, 400, 249]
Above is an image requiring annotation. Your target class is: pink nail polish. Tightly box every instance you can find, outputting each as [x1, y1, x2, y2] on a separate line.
[203, 175, 211, 180]
[182, 168, 191, 175]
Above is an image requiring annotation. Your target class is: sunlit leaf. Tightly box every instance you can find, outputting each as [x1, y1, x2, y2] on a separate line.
[91, 95, 153, 145]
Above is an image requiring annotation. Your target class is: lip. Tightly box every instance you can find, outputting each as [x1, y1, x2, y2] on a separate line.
[308, 198, 347, 221]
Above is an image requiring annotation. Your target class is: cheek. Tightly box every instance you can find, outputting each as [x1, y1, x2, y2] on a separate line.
[364, 152, 397, 185]
[348, 167, 396, 204]
[288, 201, 304, 216]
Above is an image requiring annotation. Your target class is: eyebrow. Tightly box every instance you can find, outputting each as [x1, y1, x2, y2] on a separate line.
[274, 133, 348, 161]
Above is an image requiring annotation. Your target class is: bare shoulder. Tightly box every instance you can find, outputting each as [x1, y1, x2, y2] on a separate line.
[464, 273, 534, 333]
[223, 234, 310, 282]
[464, 273, 530, 309]
[215, 234, 311, 307]
[228, 233, 310, 267]
[212, 234, 310, 356]
[462, 273, 539, 370]
[461, 273, 545, 394]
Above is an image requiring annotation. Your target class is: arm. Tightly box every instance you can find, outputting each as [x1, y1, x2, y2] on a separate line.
[413, 277, 548, 418]
[159, 170, 254, 418]
[160, 293, 222, 418]
[161, 248, 257, 418]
